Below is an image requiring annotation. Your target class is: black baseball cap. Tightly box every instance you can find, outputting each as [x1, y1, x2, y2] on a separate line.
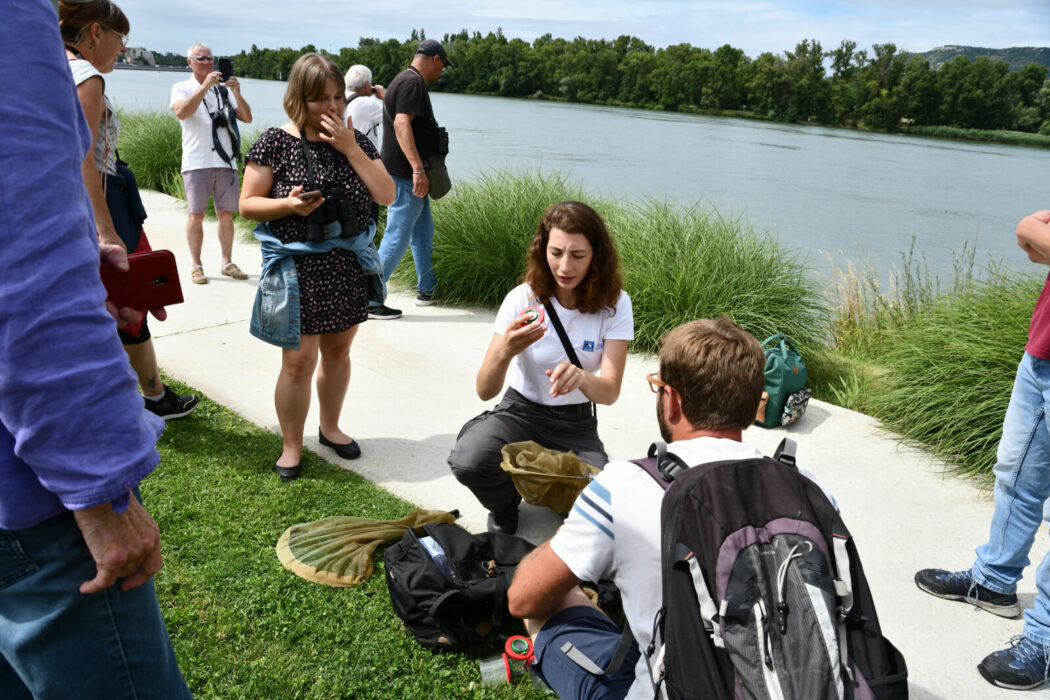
[416, 39, 454, 68]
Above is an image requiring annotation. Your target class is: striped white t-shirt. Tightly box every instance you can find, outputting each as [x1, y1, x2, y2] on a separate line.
[549, 437, 764, 700]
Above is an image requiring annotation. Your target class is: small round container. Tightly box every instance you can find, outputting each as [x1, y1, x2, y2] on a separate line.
[523, 305, 545, 325]
[478, 654, 512, 685]
[505, 635, 534, 675]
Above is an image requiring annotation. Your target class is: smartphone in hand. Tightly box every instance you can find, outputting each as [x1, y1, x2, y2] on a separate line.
[217, 57, 233, 82]
[100, 250, 184, 311]
[299, 190, 323, 200]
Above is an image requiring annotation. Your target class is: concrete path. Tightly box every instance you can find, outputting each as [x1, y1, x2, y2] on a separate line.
[140, 190, 1048, 698]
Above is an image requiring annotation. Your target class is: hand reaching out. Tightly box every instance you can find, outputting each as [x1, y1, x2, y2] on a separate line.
[547, 360, 585, 398]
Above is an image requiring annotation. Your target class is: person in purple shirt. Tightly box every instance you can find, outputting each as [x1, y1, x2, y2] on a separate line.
[0, 2, 190, 696]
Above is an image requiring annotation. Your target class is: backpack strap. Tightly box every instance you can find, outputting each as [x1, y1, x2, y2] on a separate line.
[637, 439, 798, 487]
[631, 442, 692, 488]
[675, 542, 724, 649]
[560, 619, 638, 676]
[773, 437, 798, 467]
[831, 522, 856, 683]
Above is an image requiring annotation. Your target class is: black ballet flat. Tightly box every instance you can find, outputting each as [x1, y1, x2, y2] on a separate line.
[273, 459, 300, 482]
[318, 429, 362, 460]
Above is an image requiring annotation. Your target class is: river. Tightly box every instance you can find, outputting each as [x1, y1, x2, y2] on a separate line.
[108, 69, 1049, 283]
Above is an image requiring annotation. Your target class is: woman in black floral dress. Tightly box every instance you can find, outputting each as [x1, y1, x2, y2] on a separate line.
[240, 52, 394, 480]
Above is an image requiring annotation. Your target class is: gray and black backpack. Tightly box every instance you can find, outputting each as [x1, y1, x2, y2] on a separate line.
[633, 439, 908, 700]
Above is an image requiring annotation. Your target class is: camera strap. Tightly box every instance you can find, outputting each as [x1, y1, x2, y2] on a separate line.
[208, 86, 240, 167]
[298, 128, 320, 189]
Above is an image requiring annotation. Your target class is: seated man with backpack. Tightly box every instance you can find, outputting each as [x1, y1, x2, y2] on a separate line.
[508, 316, 906, 700]
[508, 316, 769, 699]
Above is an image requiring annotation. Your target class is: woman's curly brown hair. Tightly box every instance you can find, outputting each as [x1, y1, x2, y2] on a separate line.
[524, 201, 622, 314]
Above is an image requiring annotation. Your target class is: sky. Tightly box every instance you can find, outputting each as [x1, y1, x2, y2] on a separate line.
[114, 0, 1048, 60]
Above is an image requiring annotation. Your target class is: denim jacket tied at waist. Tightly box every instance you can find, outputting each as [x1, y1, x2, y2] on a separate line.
[249, 219, 383, 349]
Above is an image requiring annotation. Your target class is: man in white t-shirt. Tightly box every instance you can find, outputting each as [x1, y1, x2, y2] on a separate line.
[344, 64, 385, 225]
[508, 316, 767, 700]
[343, 64, 385, 153]
[170, 43, 252, 285]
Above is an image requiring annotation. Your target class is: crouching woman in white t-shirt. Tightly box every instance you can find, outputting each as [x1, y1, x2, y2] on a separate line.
[448, 201, 634, 535]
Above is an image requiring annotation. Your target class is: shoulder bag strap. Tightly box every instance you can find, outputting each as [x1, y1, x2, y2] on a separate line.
[542, 301, 582, 368]
[542, 300, 595, 415]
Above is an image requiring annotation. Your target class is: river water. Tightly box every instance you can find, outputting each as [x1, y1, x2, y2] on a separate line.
[108, 69, 1048, 283]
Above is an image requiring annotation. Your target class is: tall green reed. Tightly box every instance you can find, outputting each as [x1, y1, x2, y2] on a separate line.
[116, 110, 183, 196]
[828, 238, 977, 357]
[865, 269, 1043, 479]
[409, 170, 823, 354]
[612, 200, 826, 354]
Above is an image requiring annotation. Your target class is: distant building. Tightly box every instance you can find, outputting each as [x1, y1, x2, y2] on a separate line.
[120, 47, 155, 66]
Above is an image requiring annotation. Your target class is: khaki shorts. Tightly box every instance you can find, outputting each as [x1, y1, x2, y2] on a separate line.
[183, 167, 240, 214]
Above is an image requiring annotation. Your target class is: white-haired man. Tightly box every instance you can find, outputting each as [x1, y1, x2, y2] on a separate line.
[344, 64, 385, 152]
[170, 43, 252, 285]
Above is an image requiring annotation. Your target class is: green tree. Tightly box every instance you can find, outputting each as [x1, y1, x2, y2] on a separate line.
[827, 39, 860, 123]
[784, 39, 828, 121]
[894, 56, 940, 125]
[745, 51, 791, 118]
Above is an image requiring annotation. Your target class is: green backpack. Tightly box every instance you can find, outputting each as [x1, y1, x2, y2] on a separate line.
[755, 333, 807, 428]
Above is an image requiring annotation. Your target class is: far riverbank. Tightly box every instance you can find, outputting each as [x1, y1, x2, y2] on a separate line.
[115, 64, 190, 73]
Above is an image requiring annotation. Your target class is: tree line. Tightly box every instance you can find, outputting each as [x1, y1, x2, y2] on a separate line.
[229, 29, 1050, 134]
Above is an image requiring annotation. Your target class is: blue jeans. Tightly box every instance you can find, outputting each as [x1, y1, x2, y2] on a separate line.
[531, 605, 639, 700]
[371, 175, 435, 306]
[973, 352, 1050, 645]
[0, 509, 191, 699]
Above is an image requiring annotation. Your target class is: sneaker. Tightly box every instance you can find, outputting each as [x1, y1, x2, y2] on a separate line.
[368, 305, 402, 320]
[914, 568, 1020, 618]
[221, 262, 248, 280]
[978, 636, 1050, 690]
[144, 384, 199, 421]
[415, 291, 436, 306]
[191, 266, 207, 285]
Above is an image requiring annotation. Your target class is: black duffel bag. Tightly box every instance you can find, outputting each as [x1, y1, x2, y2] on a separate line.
[384, 522, 534, 655]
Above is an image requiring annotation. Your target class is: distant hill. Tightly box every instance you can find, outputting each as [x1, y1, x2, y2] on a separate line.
[918, 46, 1050, 72]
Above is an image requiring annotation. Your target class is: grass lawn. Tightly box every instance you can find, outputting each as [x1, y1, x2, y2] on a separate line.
[145, 379, 546, 699]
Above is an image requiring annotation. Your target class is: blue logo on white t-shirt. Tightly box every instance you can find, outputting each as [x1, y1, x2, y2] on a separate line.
[582, 340, 596, 352]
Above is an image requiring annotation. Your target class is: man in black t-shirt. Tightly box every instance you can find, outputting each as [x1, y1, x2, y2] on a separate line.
[369, 39, 452, 320]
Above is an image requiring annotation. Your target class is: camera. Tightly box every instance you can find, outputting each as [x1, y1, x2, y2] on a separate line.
[304, 185, 359, 243]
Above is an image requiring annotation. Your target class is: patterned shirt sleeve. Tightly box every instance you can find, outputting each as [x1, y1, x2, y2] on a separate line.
[356, 130, 379, 160]
[246, 127, 277, 167]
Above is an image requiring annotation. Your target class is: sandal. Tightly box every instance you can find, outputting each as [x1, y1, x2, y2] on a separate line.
[222, 262, 248, 280]
[191, 265, 207, 285]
